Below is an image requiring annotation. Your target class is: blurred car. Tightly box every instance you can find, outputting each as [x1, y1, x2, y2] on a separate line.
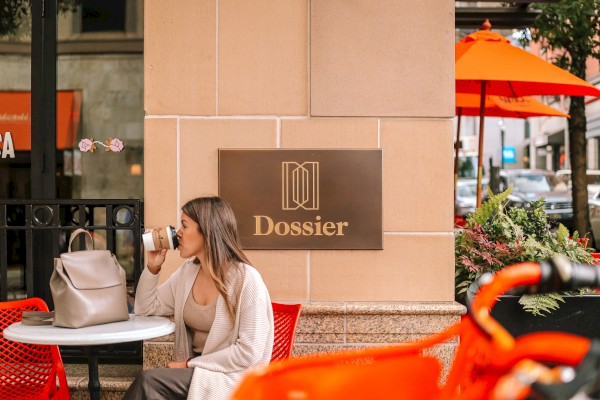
[556, 169, 600, 198]
[455, 178, 489, 217]
[499, 169, 573, 229]
[589, 190, 600, 249]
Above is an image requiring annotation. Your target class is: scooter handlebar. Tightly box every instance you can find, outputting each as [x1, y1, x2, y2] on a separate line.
[468, 255, 600, 350]
[539, 255, 600, 293]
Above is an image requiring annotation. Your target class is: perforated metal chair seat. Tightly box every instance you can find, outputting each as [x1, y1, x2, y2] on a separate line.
[0, 298, 70, 400]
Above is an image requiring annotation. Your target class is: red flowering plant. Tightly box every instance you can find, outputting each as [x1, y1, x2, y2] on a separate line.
[455, 185, 595, 315]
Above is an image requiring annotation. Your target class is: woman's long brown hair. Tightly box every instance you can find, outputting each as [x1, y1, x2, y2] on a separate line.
[181, 196, 250, 320]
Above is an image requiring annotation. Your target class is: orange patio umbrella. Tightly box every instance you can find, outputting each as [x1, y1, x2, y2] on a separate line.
[455, 20, 600, 206]
[456, 94, 569, 119]
[453, 93, 568, 206]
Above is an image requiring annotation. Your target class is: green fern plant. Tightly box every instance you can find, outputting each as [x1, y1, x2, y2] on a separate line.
[518, 293, 565, 316]
[470, 184, 513, 226]
[455, 185, 596, 315]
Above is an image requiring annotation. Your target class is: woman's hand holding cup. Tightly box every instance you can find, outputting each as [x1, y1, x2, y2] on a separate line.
[143, 226, 179, 274]
[146, 248, 167, 275]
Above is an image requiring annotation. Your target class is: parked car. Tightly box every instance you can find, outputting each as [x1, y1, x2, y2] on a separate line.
[556, 169, 600, 198]
[499, 169, 573, 229]
[455, 178, 489, 218]
[588, 190, 600, 249]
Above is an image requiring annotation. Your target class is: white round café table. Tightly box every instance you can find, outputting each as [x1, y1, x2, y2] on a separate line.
[4, 315, 175, 400]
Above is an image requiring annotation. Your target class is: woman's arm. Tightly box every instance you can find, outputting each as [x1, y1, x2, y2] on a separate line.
[134, 262, 179, 316]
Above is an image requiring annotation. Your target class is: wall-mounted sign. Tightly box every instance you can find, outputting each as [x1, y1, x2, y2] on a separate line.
[502, 146, 516, 164]
[219, 149, 383, 250]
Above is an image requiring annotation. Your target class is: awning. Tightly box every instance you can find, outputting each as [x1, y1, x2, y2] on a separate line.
[0, 90, 82, 151]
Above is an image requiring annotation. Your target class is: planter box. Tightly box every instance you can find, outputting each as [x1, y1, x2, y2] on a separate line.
[490, 295, 600, 339]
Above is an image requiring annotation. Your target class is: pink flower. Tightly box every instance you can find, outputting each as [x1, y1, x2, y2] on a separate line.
[78, 138, 94, 152]
[108, 138, 124, 152]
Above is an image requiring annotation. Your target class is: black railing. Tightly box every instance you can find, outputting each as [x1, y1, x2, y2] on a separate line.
[0, 199, 144, 363]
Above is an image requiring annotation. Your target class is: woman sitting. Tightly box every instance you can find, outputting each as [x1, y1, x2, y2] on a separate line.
[124, 196, 274, 400]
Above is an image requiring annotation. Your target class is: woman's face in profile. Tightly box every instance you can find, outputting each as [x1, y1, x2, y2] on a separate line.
[177, 212, 206, 259]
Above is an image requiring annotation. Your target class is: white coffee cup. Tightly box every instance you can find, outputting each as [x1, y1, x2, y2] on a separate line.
[142, 226, 179, 251]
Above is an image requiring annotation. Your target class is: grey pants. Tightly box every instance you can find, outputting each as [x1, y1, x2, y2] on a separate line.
[123, 368, 194, 400]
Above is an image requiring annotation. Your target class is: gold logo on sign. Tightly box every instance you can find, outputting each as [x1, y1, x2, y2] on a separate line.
[282, 162, 319, 210]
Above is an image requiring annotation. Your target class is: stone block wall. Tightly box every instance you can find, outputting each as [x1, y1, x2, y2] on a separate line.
[143, 0, 460, 369]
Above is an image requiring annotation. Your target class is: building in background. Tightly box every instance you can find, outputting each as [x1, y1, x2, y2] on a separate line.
[523, 32, 600, 172]
[0, 0, 144, 200]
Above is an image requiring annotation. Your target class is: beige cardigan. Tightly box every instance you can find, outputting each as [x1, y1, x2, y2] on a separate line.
[135, 260, 274, 400]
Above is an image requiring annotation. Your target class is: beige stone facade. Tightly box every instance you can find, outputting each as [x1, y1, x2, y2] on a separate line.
[143, 0, 461, 360]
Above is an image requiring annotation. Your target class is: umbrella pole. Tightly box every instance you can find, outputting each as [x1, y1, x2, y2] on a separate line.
[476, 81, 487, 208]
[454, 108, 463, 212]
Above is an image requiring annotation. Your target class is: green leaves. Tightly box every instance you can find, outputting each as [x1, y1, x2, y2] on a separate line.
[455, 185, 595, 314]
[0, 0, 80, 37]
[519, 293, 565, 316]
[507, 198, 547, 240]
[529, 0, 600, 69]
[470, 184, 513, 227]
[557, 224, 570, 243]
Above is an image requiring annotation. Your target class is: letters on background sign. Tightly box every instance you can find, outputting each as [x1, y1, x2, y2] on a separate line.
[0, 132, 15, 158]
[254, 215, 349, 236]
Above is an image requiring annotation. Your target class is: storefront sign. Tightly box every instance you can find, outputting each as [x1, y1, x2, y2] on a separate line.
[0, 132, 15, 158]
[219, 149, 382, 249]
[0, 91, 82, 151]
[502, 146, 516, 164]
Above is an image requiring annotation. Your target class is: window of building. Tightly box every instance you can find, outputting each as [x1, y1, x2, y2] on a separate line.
[81, 0, 126, 33]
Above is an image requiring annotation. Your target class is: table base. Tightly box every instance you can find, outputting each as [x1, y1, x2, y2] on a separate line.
[82, 347, 101, 400]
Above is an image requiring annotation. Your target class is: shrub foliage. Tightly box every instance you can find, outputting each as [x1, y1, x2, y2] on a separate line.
[455, 185, 595, 315]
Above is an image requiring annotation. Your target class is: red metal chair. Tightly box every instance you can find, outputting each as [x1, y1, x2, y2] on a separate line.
[271, 302, 302, 362]
[0, 298, 70, 400]
[454, 215, 467, 227]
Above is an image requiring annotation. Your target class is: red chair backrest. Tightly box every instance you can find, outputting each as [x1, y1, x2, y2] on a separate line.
[0, 297, 70, 400]
[271, 302, 302, 362]
[454, 215, 467, 227]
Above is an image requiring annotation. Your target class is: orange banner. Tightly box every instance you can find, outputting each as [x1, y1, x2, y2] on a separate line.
[0, 91, 82, 151]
